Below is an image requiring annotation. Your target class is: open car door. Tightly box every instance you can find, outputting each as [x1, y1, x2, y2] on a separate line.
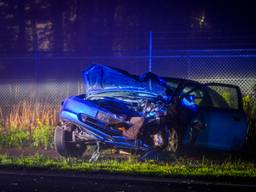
[198, 83, 248, 151]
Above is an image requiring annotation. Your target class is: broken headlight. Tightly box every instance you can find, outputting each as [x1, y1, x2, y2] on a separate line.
[96, 111, 110, 124]
[96, 111, 122, 124]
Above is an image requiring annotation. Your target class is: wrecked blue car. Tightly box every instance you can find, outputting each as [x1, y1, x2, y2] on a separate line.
[54, 64, 248, 159]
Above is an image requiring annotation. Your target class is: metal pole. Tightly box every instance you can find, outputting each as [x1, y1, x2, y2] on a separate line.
[149, 31, 152, 90]
[149, 31, 152, 72]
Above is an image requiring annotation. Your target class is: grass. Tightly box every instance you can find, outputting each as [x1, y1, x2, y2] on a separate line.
[0, 154, 255, 178]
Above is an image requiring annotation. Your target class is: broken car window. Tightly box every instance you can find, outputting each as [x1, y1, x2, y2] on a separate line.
[207, 86, 239, 110]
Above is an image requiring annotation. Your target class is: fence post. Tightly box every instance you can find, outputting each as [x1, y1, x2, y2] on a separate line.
[148, 31, 152, 73]
[149, 31, 152, 90]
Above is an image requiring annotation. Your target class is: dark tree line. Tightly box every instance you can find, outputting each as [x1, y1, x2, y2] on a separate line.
[0, 0, 256, 55]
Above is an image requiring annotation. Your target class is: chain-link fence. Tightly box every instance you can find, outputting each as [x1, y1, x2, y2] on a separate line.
[0, 49, 255, 115]
[152, 50, 256, 95]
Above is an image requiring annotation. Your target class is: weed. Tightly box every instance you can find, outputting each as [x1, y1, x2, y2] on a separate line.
[4, 100, 58, 130]
[32, 118, 54, 149]
[243, 95, 256, 150]
[0, 100, 58, 148]
[0, 126, 30, 147]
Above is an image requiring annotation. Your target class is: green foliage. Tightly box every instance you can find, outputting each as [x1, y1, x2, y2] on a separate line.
[222, 90, 236, 108]
[0, 154, 255, 178]
[0, 120, 54, 149]
[32, 119, 54, 149]
[0, 127, 30, 147]
[243, 95, 256, 150]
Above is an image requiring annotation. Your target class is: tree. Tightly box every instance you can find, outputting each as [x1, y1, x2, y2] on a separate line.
[52, 0, 63, 53]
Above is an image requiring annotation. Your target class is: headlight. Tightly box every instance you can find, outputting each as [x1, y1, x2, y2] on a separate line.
[96, 111, 110, 124]
[96, 111, 121, 124]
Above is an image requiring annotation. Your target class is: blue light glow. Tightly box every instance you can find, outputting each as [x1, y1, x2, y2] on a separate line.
[181, 95, 197, 112]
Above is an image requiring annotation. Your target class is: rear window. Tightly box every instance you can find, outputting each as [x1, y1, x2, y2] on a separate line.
[207, 86, 239, 110]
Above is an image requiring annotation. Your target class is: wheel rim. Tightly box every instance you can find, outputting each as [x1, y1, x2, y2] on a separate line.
[168, 129, 178, 152]
[55, 124, 87, 157]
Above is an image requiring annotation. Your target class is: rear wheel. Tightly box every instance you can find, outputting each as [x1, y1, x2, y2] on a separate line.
[54, 124, 86, 157]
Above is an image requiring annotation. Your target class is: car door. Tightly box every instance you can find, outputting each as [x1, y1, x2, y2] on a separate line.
[178, 83, 211, 147]
[197, 83, 248, 151]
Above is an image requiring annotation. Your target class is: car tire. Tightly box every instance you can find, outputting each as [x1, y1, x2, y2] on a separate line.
[166, 128, 182, 153]
[54, 124, 86, 158]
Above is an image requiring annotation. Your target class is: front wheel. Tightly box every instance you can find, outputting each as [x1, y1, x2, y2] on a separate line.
[166, 128, 182, 153]
[54, 124, 86, 157]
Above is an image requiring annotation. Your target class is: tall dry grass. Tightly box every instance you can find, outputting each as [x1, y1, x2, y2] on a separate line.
[0, 100, 59, 148]
[0, 106, 3, 127]
[4, 100, 59, 131]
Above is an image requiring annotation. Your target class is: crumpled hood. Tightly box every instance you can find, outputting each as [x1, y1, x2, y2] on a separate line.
[82, 64, 169, 98]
